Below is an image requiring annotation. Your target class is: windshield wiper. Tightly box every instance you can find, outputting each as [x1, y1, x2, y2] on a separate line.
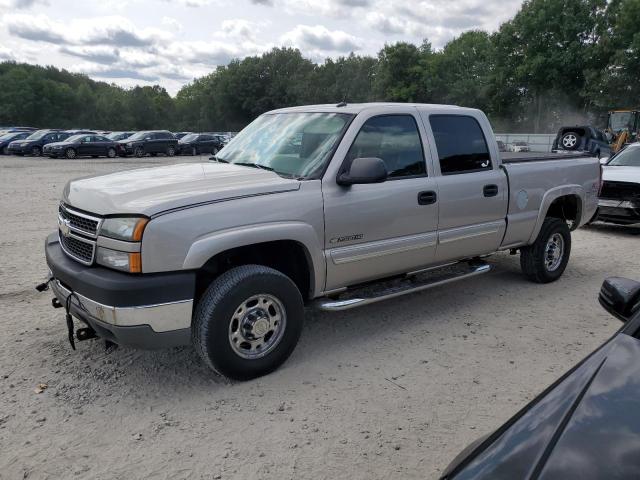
[234, 162, 274, 172]
[210, 155, 229, 163]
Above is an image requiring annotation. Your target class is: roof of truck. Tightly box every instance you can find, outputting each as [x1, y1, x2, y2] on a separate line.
[269, 102, 476, 115]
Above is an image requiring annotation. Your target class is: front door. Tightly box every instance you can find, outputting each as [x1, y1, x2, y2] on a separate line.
[421, 113, 508, 263]
[322, 112, 439, 291]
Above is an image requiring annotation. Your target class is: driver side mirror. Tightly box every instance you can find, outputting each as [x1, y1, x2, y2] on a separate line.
[337, 157, 388, 186]
[599, 277, 640, 322]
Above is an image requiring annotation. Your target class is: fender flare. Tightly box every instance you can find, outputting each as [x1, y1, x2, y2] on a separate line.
[527, 185, 584, 244]
[183, 221, 325, 297]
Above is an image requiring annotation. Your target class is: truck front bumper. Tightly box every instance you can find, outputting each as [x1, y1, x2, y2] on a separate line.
[45, 233, 195, 349]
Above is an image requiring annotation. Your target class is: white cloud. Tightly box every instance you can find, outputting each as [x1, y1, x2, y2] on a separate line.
[281, 24, 362, 53]
[0, 0, 48, 8]
[161, 16, 183, 32]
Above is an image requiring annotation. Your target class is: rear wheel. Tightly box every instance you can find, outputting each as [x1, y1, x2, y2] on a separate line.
[65, 148, 76, 159]
[2, 146, 8, 155]
[520, 218, 571, 283]
[192, 265, 304, 380]
[561, 132, 580, 150]
[192, 146, 197, 156]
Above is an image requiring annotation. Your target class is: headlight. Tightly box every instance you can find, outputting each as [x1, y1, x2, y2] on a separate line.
[96, 247, 142, 273]
[126, 142, 132, 147]
[100, 217, 148, 241]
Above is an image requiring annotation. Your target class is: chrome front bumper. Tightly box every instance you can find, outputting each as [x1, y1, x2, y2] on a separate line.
[50, 278, 193, 333]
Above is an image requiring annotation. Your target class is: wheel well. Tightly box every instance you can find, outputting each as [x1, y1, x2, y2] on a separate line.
[194, 240, 313, 305]
[546, 195, 581, 228]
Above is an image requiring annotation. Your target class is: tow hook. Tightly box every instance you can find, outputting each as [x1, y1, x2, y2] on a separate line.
[52, 298, 63, 309]
[76, 327, 97, 342]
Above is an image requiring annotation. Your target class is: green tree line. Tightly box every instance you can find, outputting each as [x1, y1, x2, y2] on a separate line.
[1, 0, 638, 133]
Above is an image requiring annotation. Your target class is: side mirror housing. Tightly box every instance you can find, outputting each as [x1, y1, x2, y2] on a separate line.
[599, 277, 640, 322]
[337, 157, 388, 186]
[599, 157, 609, 165]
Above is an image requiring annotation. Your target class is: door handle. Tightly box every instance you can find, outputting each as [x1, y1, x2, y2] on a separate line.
[483, 184, 499, 197]
[418, 191, 437, 205]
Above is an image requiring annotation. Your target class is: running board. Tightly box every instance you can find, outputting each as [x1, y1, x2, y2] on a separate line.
[315, 262, 491, 312]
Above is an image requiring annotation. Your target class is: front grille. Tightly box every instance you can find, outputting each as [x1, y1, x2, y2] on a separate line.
[59, 204, 100, 237]
[600, 181, 640, 201]
[59, 231, 96, 265]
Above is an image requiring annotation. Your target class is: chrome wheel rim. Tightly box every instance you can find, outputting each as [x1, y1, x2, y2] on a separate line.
[228, 294, 286, 360]
[545, 233, 564, 272]
[562, 134, 577, 148]
[66, 149, 75, 159]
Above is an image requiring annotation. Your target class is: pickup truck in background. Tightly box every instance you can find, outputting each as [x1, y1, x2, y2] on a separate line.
[44, 103, 601, 379]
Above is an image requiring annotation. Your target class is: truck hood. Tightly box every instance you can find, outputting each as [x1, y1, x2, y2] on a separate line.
[602, 165, 640, 184]
[63, 162, 300, 216]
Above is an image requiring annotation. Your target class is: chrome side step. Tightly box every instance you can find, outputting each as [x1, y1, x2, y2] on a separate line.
[315, 262, 491, 312]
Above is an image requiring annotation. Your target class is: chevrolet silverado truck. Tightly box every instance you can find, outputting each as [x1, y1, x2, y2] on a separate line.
[44, 103, 601, 380]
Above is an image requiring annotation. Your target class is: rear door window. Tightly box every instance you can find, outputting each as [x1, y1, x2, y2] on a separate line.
[430, 115, 492, 175]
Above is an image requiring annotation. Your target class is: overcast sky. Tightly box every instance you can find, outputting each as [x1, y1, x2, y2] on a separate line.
[0, 0, 523, 95]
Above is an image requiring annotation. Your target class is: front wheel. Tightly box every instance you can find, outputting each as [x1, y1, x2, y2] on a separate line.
[192, 265, 304, 380]
[65, 148, 76, 159]
[107, 147, 116, 158]
[31, 146, 42, 157]
[2, 146, 8, 155]
[167, 146, 176, 157]
[520, 217, 571, 283]
[134, 146, 144, 158]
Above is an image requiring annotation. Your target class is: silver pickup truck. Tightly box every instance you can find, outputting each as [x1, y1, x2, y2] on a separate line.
[44, 103, 601, 379]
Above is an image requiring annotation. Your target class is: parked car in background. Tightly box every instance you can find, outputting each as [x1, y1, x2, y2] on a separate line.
[173, 132, 191, 139]
[43, 134, 118, 159]
[116, 130, 178, 157]
[177, 133, 225, 156]
[107, 131, 135, 142]
[7, 129, 71, 156]
[0, 131, 32, 154]
[64, 129, 97, 136]
[496, 140, 508, 152]
[509, 141, 530, 152]
[597, 143, 640, 225]
[553, 125, 612, 158]
[441, 276, 640, 480]
[0, 126, 36, 135]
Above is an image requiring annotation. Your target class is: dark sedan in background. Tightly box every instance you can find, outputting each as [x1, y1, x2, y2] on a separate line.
[0, 131, 32, 154]
[442, 276, 640, 480]
[7, 129, 71, 156]
[177, 133, 225, 156]
[116, 130, 178, 157]
[43, 134, 118, 159]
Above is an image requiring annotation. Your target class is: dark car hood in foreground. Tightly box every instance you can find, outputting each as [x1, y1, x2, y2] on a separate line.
[443, 330, 640, 480]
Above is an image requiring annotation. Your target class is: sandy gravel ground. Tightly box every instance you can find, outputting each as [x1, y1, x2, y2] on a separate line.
[1, 154, 638, 480]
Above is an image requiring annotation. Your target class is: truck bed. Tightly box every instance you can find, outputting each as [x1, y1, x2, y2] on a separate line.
[501, 151, 593, 163]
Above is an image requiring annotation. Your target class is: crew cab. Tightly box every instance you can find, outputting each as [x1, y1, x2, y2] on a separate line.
[44, 103, 601, 380]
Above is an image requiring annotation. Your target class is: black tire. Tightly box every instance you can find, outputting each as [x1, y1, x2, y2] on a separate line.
[2, 146, 8, 155]
[192, 265, 304, 380]
[65, 148, 76, 159]
[107, 147, 116, 158]
[134, 146, 144, 158]
[211, 146, 219, 155]
[191, 146, 197, 156]
[520, 217, 571, 283]
[167, 145, 176, 157]
[560, 132, 580, 150]
[31, 146, 41, 157]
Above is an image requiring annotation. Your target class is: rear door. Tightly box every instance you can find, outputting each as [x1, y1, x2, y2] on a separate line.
[421, 112, 508, 263]
[322, 109, 439, 290]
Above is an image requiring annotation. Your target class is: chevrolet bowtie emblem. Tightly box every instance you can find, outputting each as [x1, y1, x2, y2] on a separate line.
[60, 219, 71, 237]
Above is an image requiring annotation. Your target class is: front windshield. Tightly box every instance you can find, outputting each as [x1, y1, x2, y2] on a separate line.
[27, 130, 48, 140]
[608, 147, 640, 167]
[216, 112, 353, 179]
[108, 132, 127, 140]
[127, 132, 148, 141]
[180, 134, 198, 142]
[609, 112, 633, 133]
